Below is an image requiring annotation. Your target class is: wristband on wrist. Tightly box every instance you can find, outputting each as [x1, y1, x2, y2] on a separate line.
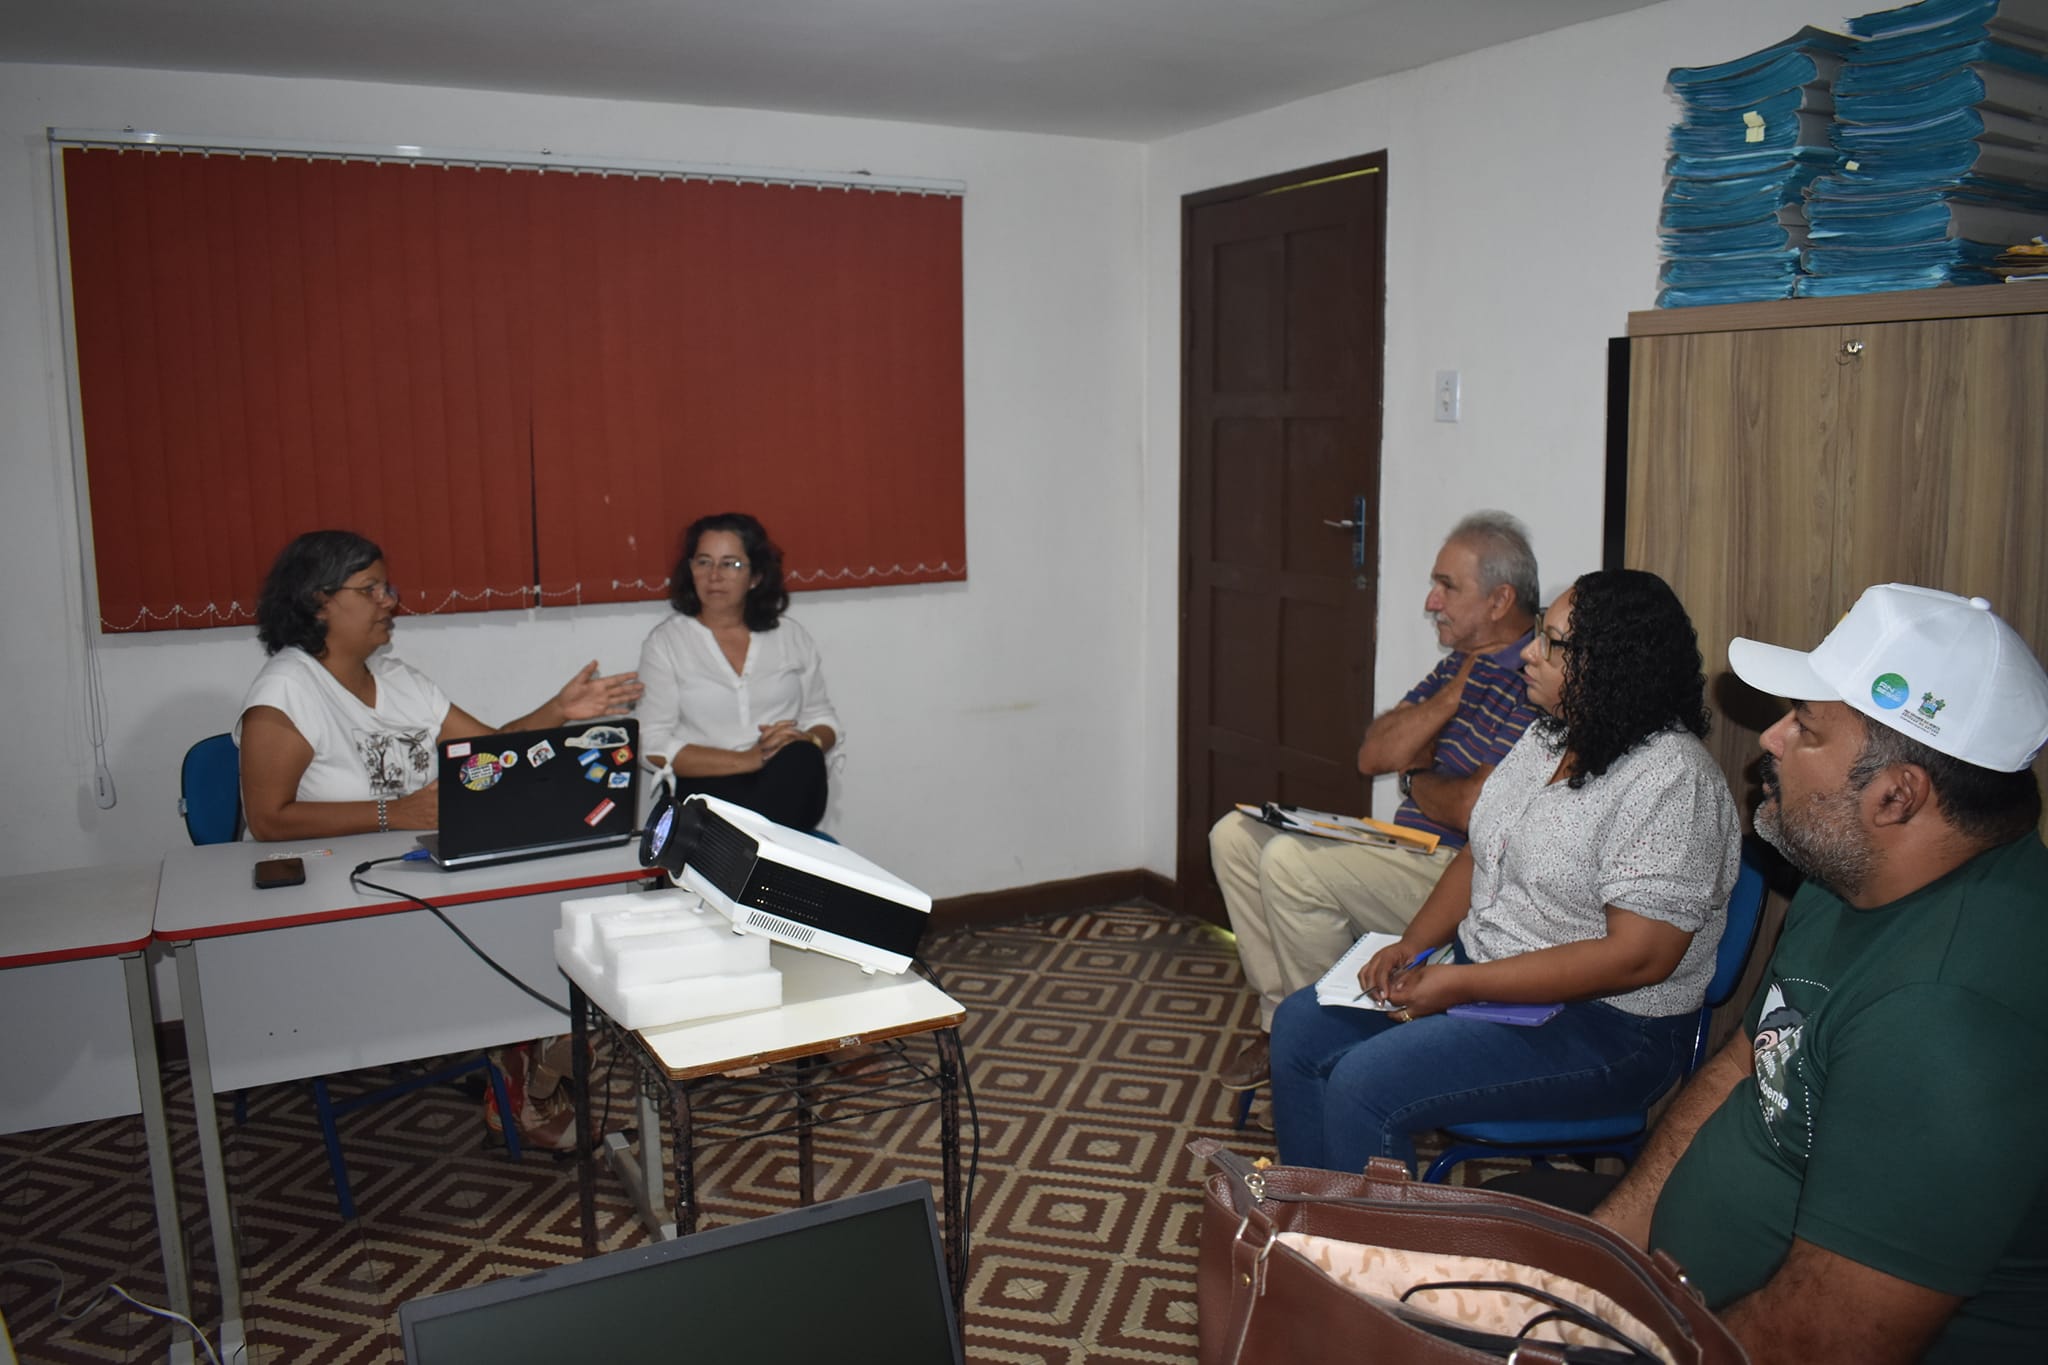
[1398, 768, 1426, 799]
[377, 797, 390, 832]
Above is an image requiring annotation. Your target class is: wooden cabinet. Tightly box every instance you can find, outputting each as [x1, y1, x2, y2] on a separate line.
[1619, 288, 2048, 821]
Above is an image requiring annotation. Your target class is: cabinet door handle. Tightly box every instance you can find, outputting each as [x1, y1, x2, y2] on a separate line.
[1840, 339, 1864, 359]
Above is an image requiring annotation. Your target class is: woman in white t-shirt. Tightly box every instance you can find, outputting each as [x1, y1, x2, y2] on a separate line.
[237, 529, 643, 842]
[637, 513, 841, 832]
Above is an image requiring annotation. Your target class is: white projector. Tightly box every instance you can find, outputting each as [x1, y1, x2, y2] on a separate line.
[639, 792, 932, 975]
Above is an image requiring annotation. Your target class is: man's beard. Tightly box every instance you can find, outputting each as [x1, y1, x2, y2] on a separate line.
[1755, 753, 1876, 897]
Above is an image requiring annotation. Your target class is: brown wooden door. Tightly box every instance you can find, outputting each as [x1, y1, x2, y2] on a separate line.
[1179, 156, 1387, 925]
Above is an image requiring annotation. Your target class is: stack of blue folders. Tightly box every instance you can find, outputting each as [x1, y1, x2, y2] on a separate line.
[1803, 0, 2048, 296]
[1658, 27, 1855, 307]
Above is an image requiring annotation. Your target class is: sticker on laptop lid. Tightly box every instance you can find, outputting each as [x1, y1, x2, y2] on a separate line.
[577, 749, 603, 766]
[526, 739, 556, 767]
[584, 763, 608, 783]
[458, 753, 502, 792]
[498, 751, 518, 769]
[584, 798, 616, 826]
[611, 745, 633, 764]
[607, 769, 631, 788]
[565, 725, 629, 750]
[446, 742, 473, 758]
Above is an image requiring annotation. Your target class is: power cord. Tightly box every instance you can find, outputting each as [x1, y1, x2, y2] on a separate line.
[349, 854, 568, 1015]
[6, 1258, 224, 1365]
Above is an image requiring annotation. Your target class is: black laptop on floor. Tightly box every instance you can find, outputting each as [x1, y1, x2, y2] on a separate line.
[416, 719, 641, 869]
[399, 1181, 964, 1365]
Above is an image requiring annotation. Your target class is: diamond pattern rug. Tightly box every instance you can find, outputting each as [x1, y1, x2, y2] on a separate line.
[0, 904, 1521, 1362]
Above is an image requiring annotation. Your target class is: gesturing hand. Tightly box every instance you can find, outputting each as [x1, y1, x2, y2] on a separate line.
[556, 661, 644, 719]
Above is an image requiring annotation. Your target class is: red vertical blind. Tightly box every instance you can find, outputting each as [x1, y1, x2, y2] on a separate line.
[59, 144, 965, 631]
[527, 174, 966, 604]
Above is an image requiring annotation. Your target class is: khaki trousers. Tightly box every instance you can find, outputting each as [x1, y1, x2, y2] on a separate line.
[1208, 811, 1458, 1031]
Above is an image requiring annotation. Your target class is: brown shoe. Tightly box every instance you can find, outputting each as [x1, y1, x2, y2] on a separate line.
[1218, 1036, 1271, 1091]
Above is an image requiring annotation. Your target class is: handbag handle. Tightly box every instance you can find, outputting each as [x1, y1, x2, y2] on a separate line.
[1400, 1278, 1662, 1363]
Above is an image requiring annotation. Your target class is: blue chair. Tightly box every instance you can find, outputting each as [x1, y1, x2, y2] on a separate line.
[178, 733, 243, 844]
[178, 733, 522, 1219]
[1419, 848, 1770, 1184]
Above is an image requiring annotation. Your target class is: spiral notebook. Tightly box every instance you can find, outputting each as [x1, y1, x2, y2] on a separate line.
[1314, 933, 1561, 1026]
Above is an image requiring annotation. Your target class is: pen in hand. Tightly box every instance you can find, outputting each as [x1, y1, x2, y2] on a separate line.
[1355, 945, 1442, 1002]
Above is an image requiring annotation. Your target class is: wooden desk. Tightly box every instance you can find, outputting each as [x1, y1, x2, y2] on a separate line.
[568, 944, 969, 1305]
[0, 862, 194, 1361]
[154, 834, 651, 1358]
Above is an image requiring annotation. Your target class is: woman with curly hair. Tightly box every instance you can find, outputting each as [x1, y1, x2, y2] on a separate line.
[1269, 568, 1740, 1172]
[637, 512, 841, 831]
[238, 529, 642, 842]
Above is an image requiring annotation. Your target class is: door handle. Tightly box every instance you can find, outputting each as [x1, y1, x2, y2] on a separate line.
[1326, 495, 1367, 573]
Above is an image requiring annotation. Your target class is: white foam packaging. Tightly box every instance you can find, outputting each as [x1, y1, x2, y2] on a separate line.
[554, 887, 781, 1030]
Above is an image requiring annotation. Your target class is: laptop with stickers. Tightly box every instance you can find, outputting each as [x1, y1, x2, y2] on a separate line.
[417, 719, 641, 869]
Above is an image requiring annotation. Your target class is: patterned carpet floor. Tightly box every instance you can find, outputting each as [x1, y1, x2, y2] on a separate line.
[1, 904, 1515, 1363]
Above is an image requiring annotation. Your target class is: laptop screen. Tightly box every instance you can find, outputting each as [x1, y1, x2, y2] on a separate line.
[400, 1182, 963, 1365]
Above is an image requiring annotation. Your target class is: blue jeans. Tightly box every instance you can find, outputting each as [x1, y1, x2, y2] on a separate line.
[1269, 981, 1695, 1171]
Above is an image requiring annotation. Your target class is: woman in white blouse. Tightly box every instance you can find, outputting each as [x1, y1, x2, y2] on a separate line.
[638, 513, 841, 832]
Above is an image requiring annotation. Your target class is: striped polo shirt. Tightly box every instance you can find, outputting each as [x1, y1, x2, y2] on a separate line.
[1393, 633, 1540, 849]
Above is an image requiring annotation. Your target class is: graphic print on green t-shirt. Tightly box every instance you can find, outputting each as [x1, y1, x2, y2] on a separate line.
[1748, 982, 1811, 1156]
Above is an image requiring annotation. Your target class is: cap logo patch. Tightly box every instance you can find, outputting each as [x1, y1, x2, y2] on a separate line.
[1901, 691, 1947, 739]
[1870, 673, 1910, 710]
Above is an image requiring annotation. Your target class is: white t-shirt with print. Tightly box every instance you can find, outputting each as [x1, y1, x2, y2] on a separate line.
[234, 647, 452, 803]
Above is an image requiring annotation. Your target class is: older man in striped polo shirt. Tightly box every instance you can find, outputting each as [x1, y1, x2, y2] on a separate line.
[1211, 510, 1542, 1092]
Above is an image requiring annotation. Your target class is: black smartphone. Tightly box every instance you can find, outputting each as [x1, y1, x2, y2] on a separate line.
[253, 856, 306, 890]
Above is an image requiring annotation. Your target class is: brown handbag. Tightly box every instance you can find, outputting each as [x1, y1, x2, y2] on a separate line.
[1192, 1139, 1748, 1365]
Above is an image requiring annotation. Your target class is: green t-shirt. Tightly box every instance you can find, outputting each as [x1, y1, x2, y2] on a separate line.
[1650, 833, 2048, 1363]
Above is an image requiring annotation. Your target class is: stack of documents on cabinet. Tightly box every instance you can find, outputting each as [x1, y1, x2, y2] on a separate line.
[1802, 0, 2048, 295]
[1234, 802, 1439, 854]
[1994, 232, 2048, 273]
[1658, 26, 1853, 307]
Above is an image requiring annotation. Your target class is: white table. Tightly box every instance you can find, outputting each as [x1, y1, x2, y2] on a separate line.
[567, 944, 969, 1303]
[154, 834, 653, 1358]
[0, 862, 193, 1362]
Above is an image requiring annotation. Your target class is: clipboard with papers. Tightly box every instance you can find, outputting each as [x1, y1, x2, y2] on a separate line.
[1234, 802, 1440, 855]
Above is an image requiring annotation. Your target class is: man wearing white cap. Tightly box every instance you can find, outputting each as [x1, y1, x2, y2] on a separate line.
[1594, 584, 2048, 1364]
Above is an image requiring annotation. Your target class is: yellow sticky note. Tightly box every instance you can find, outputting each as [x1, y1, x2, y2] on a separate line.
[1742, 110, 1766, 144]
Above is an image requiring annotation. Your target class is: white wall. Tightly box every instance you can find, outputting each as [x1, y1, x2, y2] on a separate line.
[3, 0, 1861, 898]
[1138, 0, 1848, 871]
[0, 64, 1147, 895]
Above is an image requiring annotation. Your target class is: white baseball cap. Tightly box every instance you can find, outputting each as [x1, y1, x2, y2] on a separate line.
[1728, 584, 2048, 773]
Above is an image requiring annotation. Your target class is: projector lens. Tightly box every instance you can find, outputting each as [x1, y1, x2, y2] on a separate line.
[652, 806, 673, 851]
